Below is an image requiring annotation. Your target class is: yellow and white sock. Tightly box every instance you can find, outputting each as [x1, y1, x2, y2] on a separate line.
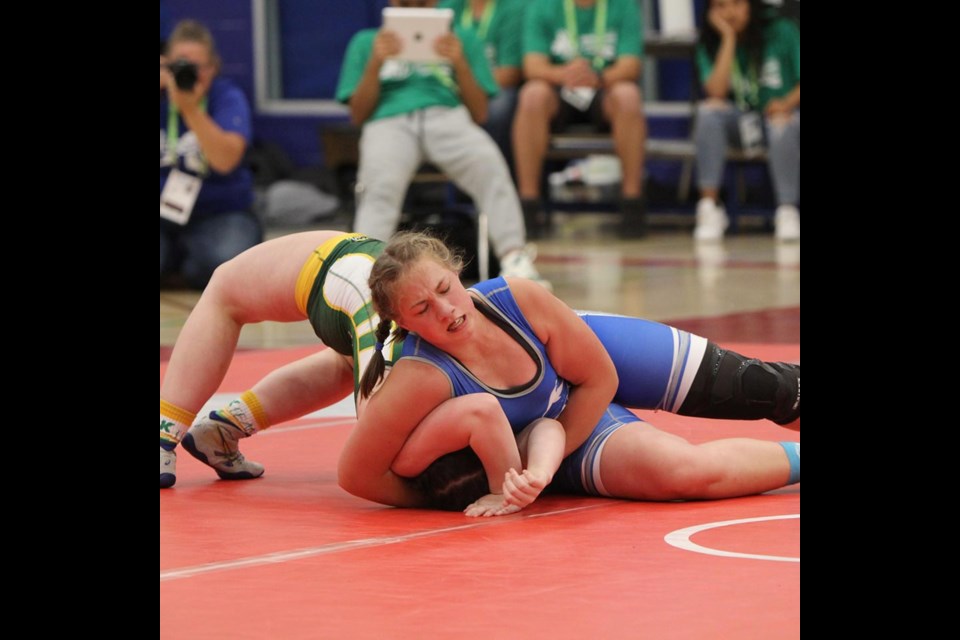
[160, 399, 196, 451]
[213, 391, 271, 436]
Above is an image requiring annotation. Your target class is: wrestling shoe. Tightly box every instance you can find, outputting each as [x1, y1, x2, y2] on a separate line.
[181, 412, 265, 480]
[160, 447, 177, 489]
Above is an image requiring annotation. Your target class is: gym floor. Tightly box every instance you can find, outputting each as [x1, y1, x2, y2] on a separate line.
[160, 215, 800, 639]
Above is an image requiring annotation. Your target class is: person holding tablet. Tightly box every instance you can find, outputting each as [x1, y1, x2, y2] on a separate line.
[336, 0, 549, 288]
[439, 0, 527, 166]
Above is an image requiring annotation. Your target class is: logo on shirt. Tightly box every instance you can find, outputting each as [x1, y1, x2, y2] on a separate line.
[550, 30, 617, 62]
[484, 43, 497, 67]
[761, 59, 783, 90]
[159, 129, 206, 173]
[380, 59, 451, 82]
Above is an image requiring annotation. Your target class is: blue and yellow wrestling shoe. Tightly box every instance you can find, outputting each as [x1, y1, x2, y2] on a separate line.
[181, 412, 265, 480]
[160, 447, 177, 488]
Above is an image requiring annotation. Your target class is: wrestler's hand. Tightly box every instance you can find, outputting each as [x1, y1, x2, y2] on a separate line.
[464, 493, 520, 517]
[502, 468, 550, 510]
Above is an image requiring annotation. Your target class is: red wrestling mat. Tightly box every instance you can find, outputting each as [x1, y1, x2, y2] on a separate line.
[160, 343, 800, 640]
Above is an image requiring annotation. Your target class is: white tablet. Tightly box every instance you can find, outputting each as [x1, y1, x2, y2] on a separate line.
[382, 7, 454, 63]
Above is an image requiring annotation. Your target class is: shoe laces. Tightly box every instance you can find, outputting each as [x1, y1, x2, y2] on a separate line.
[212, 424, 246, 466]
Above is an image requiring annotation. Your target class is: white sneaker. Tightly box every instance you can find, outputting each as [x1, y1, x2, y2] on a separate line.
[775, 205, 800, 242]
[694, 198, 729, 241]
[160, 447, 177, 488]
[181, 413, 265, 481]
[499, 246, 553, 291]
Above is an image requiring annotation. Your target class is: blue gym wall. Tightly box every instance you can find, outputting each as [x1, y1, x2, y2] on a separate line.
[163, 0, 702, 169]
[165, 0, 390, 167]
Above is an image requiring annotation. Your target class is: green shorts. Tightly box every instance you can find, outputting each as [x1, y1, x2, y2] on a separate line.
[294, 233, 400, 394]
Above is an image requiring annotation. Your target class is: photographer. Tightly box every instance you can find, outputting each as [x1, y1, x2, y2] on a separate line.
[160, 19, 261, 289]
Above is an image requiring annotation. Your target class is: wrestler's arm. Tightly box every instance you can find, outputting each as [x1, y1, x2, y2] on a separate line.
[508, 278, 618, 456]
[338, 359, 453, 507]
[391, 393, 523, 487]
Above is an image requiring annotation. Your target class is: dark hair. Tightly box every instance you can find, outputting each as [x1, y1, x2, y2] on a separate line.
[359, 231, 465, 398]
[698, 0, 769, 76]
[410, 448, 489, 511]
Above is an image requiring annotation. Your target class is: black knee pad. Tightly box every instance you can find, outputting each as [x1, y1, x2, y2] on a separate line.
[679, 343, 800, 425]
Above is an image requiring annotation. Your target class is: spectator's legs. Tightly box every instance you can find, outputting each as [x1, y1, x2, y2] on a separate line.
[179, 210, 263, 289]
[512, 80, 560, 200]
[602, 82, 646, 198]
[483, 87, 519, 168]
[353, 115, 424, 242]
[767, 112, 800, 206]
[693, 101, 739, 240]
[425, 107, 526, 258]
[694, 100, 738, 200]
[603, 81, 648, 237]
[767, 111, 801, 240]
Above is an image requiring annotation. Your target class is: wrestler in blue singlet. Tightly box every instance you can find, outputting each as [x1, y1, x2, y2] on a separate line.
[401, 279, 571, 429]
[401, 278, 712, 496]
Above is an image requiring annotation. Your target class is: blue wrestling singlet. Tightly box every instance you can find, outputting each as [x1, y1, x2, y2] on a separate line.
[401, 278, 711, 496]
[401, 279, 570, 431]
[578, 313, 708, 413]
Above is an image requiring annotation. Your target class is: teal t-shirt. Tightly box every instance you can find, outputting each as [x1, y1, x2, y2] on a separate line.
[335, 26, 499, 123]
[523, 0, 643, 70]
[439, 0, 525, 70]
[696, 18, 800, 111]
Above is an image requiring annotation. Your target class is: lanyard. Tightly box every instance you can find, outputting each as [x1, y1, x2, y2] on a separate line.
[427, 64, 459, 94]
[731, 54, 758, 111]
[563, 0, 608, 71]
[461, 0, 497, 41]
[165, 98, 208, 174]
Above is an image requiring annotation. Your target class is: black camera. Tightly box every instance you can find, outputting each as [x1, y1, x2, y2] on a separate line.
[167, 59, 199, 91]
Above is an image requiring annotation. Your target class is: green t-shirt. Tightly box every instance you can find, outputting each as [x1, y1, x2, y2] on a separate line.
[335, 26, 499, 123]
[523, 0, 643, 70]
[696, 18, 800, 111]
[439, 0, 525, 70]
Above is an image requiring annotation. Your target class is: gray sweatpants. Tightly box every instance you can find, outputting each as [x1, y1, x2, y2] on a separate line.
[694, 103, 801, 206]
[353, 106, 526, 258]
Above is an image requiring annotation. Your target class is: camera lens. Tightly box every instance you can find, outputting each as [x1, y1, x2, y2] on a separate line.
[169, 60, 199, 92]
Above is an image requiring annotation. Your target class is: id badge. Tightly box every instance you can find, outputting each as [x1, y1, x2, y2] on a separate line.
[560, 86, 596, 112]
[160, 168, 202, 225]
[738, 111, 765, 155]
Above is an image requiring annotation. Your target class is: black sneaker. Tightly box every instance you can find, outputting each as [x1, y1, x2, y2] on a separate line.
[619, 196, 647, 238]
[521, 198, 549, 240]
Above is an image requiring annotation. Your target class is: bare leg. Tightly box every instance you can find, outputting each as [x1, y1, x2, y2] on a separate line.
[513, 80, 560, 199]
[177, 347, 357, 482]
[603, 82, 646, 198]
[250, 349, 355, 426]
[598, 422, 794, 500]
[160, 230, 342, 413]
